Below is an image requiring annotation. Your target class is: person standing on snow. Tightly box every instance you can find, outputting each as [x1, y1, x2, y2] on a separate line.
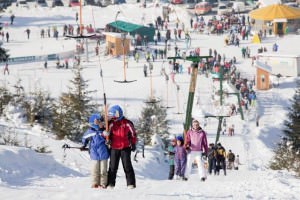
[174, 135, 187, 180]
[3, 63, 9, 75]
[184, 119, 208, 181]
[25, 28, 30, 39]
[167, 137, 176, 180]
[81, 114, 110, 188]
[107, 105, 137, 189]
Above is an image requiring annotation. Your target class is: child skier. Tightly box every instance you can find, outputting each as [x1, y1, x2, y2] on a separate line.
[174, 136, 187, 180]
[81, 113, 110, 188]
[167, 137, 176, 180]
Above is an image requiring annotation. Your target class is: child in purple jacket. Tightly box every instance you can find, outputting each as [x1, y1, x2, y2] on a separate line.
[174, 135, 187, 180]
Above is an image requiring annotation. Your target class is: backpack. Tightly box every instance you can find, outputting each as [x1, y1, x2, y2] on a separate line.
[228, 152, 235, 162]
[216, 147, 225, 160]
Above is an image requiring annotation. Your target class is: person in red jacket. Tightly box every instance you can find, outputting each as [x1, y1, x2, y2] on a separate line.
[107, 105, 137, 189]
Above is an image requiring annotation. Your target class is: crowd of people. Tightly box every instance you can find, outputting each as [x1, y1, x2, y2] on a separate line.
[167, 119, 240, 182]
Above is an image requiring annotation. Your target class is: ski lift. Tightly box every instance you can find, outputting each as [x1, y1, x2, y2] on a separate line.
[114, 33, 137, 83]
[161, 73, 174, 109]
[144, 63, 160, 104]
[173, 84, 184, 114]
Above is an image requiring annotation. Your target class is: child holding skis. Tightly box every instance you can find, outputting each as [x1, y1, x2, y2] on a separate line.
[81, 113, 110, 188]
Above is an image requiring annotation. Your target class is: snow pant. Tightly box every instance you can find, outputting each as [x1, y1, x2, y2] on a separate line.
[227, 161, 235, 169]
[184, 151, 206, 179]
[108, 147, 136, 187]
[91, 159, 108, 187]
[208, 158, 216, 174]
[175, 158, 186, 177]
[168, 165, 175, 180]
[216, 158, 226, 175]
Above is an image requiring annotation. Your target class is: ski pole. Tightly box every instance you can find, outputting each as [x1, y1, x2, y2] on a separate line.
[62, 143, 88, 151]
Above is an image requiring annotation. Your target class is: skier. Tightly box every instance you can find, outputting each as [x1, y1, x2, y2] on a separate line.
[107, 105, 137, 189]
[81, 114, 110, 188]
[44, 61, 47, 69]
[174, 136, 187, 180]
[184, 119, 208, 181]
[167, 137, 176, 180]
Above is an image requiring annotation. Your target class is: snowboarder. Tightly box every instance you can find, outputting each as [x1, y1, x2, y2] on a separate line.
[81, 114, 110, 188]
[107, 105, 137, 189]
[184, 119, 208, 181]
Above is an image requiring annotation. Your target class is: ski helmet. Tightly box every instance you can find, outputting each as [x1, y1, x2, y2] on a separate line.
[108, 105, 123, 121]
[89, 113, 102, 130]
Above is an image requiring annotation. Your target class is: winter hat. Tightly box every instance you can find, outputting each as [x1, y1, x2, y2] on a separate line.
[108, 105, 124, 121]
[176, 135, 184, 143]
[89, 113, 102, 130]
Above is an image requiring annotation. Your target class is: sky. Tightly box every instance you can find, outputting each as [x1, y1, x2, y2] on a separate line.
[0, 2, 300, 200]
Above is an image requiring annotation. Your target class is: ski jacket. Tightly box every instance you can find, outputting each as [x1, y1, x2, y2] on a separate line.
[185, 128, 208, 154]
[167, 145, 175, 165]
[82, 128, 109, 161]
[174, 145, 187, 162]
[109, 118, 136, 150]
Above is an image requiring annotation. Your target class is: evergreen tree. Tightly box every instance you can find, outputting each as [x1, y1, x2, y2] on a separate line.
[136, 98, 169, 145]
[270, 80, 300, 176]
[0, 85, 12, 115]
[52, 65, 96, 141]
[0, 20, 9, 62]
[26, 89, 55, 127]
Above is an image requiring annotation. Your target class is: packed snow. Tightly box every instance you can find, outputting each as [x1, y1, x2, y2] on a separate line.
[0, 3, 299, 200]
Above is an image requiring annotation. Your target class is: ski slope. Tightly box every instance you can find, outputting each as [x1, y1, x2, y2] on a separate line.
[0, 3, 300, 200]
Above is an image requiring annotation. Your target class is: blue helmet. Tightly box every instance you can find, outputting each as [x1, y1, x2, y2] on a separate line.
[108, 105, 123, 121]
[89, 113, 102, 130]
[176, 135, 184, 143]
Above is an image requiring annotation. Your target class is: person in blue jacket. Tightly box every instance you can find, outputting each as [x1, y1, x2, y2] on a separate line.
[81, 113, 110, 188]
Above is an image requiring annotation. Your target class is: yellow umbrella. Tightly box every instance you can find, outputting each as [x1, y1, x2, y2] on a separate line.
[249, 4, 300, 20]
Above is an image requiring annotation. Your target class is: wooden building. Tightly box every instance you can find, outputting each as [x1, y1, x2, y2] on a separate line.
[255, 60, 272, 90]
[104, 32, 131, 56]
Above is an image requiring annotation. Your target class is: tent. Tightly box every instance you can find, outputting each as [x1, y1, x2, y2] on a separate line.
[252, 33, 261, 43]
[249, 4, 300, 20]
[249, 4, 300, 35]
[106, 20, 155, 43]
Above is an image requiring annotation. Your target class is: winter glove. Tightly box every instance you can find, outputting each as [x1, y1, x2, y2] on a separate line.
[102, 130, 109, 137]
[105, 139, 111, 146]
[202, 152, 208, 160]
[80, 146, 86, 151]
[184, 144, 190, 150]
[131, 144, 136, 152]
